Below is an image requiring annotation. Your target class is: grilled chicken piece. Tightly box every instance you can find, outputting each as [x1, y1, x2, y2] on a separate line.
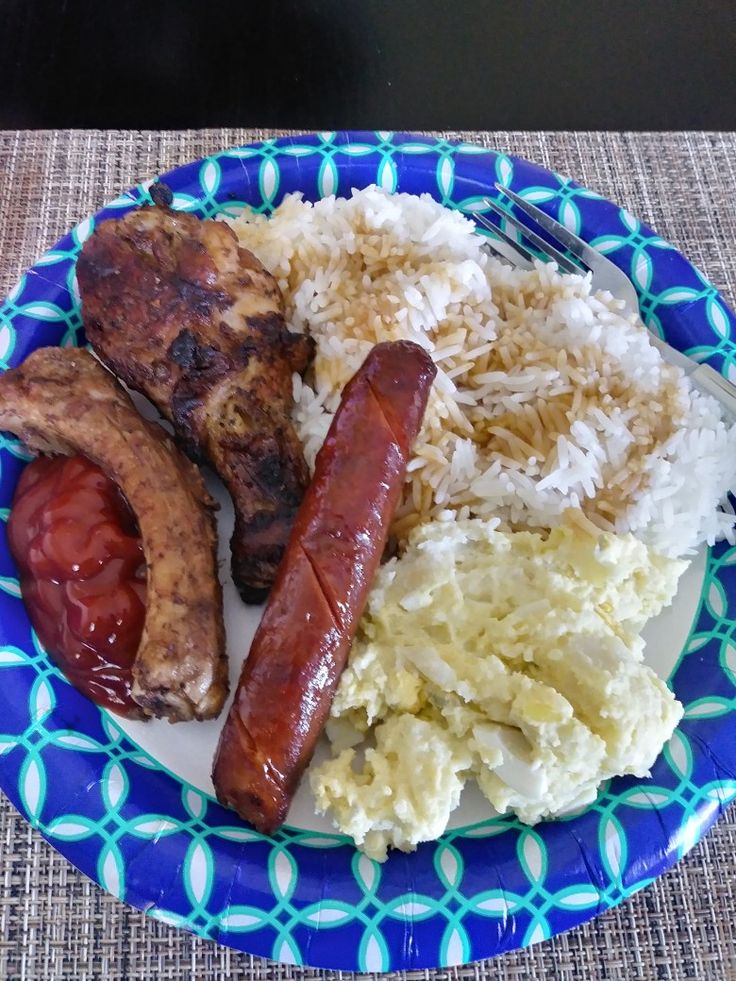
[0, 347, 228, 722]
[77, 185, 314, 602]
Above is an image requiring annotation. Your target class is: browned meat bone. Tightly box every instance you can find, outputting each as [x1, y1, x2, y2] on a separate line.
[0, 347, 228, 722]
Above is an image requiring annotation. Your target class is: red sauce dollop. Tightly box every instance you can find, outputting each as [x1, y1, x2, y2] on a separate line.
[8, 455, 147, 718]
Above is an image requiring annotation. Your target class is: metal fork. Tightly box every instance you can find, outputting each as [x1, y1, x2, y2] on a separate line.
[475, 185, 736, 416]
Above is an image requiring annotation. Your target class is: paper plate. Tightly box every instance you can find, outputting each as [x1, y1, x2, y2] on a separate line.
[1, 132, 736, 971]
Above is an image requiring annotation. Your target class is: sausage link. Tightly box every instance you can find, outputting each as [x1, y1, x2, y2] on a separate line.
[212, 340, 436, 832]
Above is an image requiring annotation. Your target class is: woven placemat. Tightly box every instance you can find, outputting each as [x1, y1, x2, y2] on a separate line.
[1, 130, 736, 981]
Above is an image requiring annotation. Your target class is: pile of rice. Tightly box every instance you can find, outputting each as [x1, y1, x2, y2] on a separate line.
[227, 186, 736, 558]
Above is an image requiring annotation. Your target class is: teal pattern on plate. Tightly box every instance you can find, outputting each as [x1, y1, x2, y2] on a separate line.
[1, 132, 735, 970]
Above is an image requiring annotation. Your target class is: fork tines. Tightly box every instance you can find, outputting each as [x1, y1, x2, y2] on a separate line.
[481, 195, 581, 275]
[474, 210, 537, 267]
[496, 184, 606, 273]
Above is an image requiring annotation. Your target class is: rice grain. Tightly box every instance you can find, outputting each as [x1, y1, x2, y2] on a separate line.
[227, 186, 736, 558]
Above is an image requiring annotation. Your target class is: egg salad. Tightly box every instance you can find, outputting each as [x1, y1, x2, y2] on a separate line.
[310, 519, 687, 861]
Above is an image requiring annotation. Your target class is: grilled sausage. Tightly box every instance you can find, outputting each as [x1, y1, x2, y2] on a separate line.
[212, 340, 436, 832]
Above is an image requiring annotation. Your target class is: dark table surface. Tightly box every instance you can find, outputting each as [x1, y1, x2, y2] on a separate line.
[2, 0, 735, 131]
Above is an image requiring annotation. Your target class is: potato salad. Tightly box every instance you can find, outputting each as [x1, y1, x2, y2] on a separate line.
[311, 519, 686, 861]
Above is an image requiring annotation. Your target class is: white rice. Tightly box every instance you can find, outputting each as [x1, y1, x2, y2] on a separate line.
[226, 186, 736, 558]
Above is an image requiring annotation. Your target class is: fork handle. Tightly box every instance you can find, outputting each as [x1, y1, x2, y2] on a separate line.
[648, 333, 736, 418]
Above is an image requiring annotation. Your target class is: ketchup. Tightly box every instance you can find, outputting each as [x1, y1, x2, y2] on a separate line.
[7, 455, 147, 718]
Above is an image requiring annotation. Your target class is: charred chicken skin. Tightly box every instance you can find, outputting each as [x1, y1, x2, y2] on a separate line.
[77, 185, 314, 602]
[0, 347, 228, 722]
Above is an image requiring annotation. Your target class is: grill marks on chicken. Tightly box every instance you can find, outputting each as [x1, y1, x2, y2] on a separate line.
[167, 322, 311, 600]
[77, 189, 314, 601]
[0, 347, 228, 722]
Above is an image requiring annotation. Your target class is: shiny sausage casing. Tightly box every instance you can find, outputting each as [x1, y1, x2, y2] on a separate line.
[212, 340, 436, 833]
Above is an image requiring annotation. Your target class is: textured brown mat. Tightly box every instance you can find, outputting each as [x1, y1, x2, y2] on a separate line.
[1, 130, 736, 981]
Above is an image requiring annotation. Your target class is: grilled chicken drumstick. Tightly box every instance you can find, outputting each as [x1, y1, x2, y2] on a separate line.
[77, 184, 314, 602]
[0, 347, 228, 722]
